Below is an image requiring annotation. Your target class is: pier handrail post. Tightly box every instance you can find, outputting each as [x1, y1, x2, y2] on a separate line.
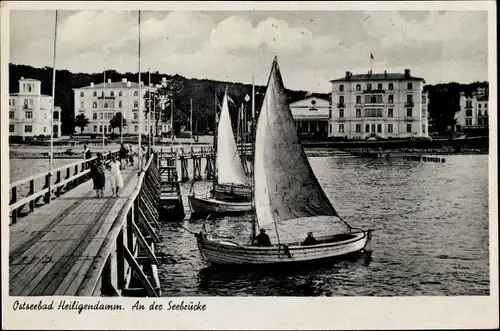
[11, 186, 17, 224]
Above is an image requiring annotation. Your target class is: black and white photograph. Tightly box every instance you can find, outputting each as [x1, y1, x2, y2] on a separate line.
[1, 1, 497, 329]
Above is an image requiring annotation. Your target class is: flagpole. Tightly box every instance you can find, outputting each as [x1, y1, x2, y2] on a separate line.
[49, 10, 58, 202]
[102, 69, 106, 152]
[153, 91, 156, 148]
[170, 101, 174, 145]
[138, 10, 142, 172]
[250, 76, 256, 242]
[190, 98, 193, 146]
[148, 69, 151, 151]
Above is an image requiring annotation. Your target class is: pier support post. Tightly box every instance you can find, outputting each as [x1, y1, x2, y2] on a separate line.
[180, 157, 189, 182]
[192, 157, 202, 181]
[205, 155, 214, 180]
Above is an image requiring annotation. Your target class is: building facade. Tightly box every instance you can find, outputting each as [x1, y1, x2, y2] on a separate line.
[289, 97, 330, 137]
[329, 69, 429, 139]
[9, 78, 61, 139]
[73, 77, 171, 136]
[455, 88, 489, 132]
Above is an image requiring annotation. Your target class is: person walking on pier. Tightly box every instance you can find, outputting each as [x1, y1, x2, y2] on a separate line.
[107, 156, 124, 197]
[119, 143, 129, 168]
[83, 145, 91, 160]
[90, 153, 106, 198]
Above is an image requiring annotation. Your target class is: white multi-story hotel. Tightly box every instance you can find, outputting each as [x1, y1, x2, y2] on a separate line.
[8, 77, 62, 139]
[289, 97, 331, 137]
[73, 77, 170, 136]
[455, 87, 489, 132]
[329, 69, 429, 139]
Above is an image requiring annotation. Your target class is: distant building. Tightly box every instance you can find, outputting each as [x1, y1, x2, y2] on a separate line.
[456, 87, 489, 133]
[289, 97, 330, 137]
[329, 69, 429, 139]
[9, 77, 62, 140]
[73, 77, 171, 136]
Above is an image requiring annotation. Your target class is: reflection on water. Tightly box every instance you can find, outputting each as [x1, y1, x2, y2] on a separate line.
[157, 154, 489, 296]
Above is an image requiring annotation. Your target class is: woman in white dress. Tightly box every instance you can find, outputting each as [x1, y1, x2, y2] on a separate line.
[107, 156, 124, 197]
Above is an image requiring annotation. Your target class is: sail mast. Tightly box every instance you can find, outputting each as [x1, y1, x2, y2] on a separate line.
[251, 77, 256, 241]
[212, 91, 218, 192]
[102, 69, 106, 151]
[137, 10, 142, 171]
[49, 10, 58, 202]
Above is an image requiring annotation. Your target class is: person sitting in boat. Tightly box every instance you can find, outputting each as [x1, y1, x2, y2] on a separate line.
[301, 231, 318, 246]
[254, 228, 272, 247]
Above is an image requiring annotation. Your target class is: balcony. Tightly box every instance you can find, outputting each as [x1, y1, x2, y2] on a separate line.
[363, 89, 385, 94]
[97, 96, 116, 100]
[404, 116, 415, 121]
[337, 103, 345, 108]
[337, 117, 346, 122]
[405, 101, 414, 108]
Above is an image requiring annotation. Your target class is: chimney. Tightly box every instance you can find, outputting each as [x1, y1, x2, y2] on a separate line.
[107, 78, 111, 83]
[404, 69, 411, 77]
[127, 82, 131, 87]
[384, 70, 387, 77]
[90, 82, 94, 87]
[345, 71, 351, 79]
[122, 78, 127, 83]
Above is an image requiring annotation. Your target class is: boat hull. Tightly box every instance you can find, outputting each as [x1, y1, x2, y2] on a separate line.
[188, 195, 252, 217]
[212, 183, 252, 202]
[197, 231, 372, 266]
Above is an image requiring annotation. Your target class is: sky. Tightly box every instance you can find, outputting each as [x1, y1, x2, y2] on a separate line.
[9, 9, 489, 92]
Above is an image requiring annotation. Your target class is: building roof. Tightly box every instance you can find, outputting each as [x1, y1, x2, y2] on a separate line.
[330, 72, 425, 83]
[19, 78, 41, 82]
[74, 81, 158, 90]
[9, 93, 53, 97]
[289, 96, 330, 106]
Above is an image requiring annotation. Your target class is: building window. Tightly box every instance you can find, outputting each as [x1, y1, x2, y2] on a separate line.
[329, 124, 332, 133]
[9, 124, 15, 133]
[485, 103, 488, 109]
[371, 124, 376, 133]
[478, 110, 482, 116]
[339, 96, 344, 104]
[93, 92, 97, 97]
[93, 126, 97, 132]
[134, 113, 138, 119]
[24, 99, 29, 109]
[25, 111, 33, 119]
[110, 91, 114, 97]
[119, 101, 122, 108]
[407, 82, 413, 90]
[465, 119, 472, 126]
[406, 109, 412, 117]
[388, 124, 393, 133]
[119, 91, 123, 97]
[11, 99, 15, 106]
[9, 111, 14, 119]
[339, 124, 344, 133]
[377, 124, 382, 133]
[356, 84, 361, 91]
[339, 109, 344, 118]
[366, 95, 383, 104]
[365, 124, 370, 133]
[93, 102, 97, 108]
[28, 84, 32, 92]
[356, 109, 361, 118]
[388, 83, 394, 90]
[367, 84, 372, 91]
[24, 125, 33, 133]
[134, 125, 138, 132]
[93, 113, 97, 120]
[422, 95, 427, 104]
[134, 100, 139, 108]
[388, 95, 394, 103]
[407, 95, 413, 102]
[29, 99, 34, 105]
[364, 109, 383, 117]
[485, 110, 488, 116]
[377, 83, 382, 90]
[134, 91, 139, 96]
[104, 102, 108, 108]
[388, 108, 393, 117]
[406, 124, 412, 133]
[80, 101, 84, 108]
[80, 92, 84, 97]
[478, 104, 481, 109]
[100, 113, 103, 120]
[339, 84, 344, 92]
[356, 95, 361, 104]
[356, 124, 361, 133]
[466, 109, 472, 117]
[422, 125, 426, 134]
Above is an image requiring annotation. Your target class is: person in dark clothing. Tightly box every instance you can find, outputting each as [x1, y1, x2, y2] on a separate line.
[302, 231, 318, 246]
[254, 228, 272, 247]
[90, 153, 106, 198]
[119, 143, 128, 168]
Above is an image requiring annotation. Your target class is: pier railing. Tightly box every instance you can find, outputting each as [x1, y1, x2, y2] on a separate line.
[76, 152, 161, 296]
[9, 150, 119, 224]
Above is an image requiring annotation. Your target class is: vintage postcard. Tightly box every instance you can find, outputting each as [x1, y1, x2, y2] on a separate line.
[1, 1, 498, 329]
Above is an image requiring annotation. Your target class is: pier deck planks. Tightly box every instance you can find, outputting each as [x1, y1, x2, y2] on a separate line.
[9, 164, 139, 296]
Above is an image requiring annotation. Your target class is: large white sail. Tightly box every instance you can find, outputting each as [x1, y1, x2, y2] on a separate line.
[254, 58, 339, 227]
[216, 92, 248, 186]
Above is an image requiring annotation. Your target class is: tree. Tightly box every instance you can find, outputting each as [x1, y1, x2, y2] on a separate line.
[144, 77, 184, 136]
[109, 112, 127, 135]
[74, 113, 89, 134]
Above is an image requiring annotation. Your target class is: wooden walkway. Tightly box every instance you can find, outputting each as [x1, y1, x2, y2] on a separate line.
[9, 164, 140, 296]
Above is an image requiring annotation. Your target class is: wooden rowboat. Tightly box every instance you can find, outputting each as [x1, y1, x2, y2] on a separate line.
[211, 183, 252, 202]
[188, 195, 251, 217]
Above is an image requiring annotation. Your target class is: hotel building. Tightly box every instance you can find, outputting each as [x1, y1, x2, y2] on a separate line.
[329, 69, 429, 139]
[8, 77, 62, 139]
[289, 97, 331, 137]
[455, 87, 489, 132]
[73, 77, 171, 136]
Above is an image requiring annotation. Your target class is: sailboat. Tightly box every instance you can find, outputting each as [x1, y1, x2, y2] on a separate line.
[188, 91, 252, 216]
[196, 58, 373, 265]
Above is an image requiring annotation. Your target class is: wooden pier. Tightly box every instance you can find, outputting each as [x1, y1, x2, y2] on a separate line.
[9, 152, 162, 297]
